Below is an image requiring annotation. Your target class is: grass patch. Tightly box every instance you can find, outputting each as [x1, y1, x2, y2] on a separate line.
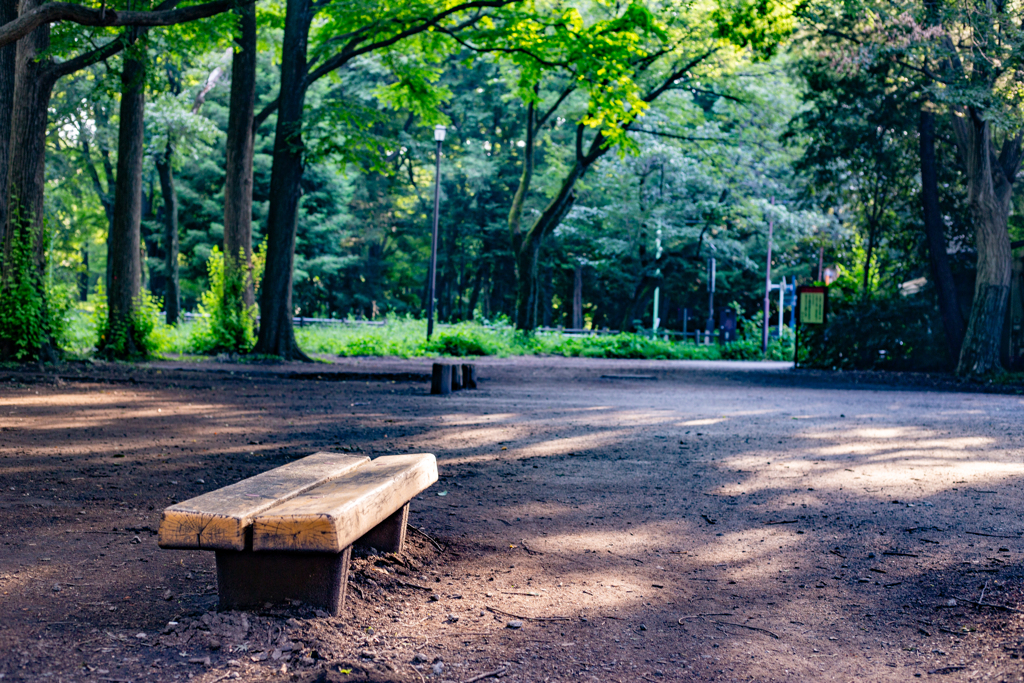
[63, 311, 792, 362]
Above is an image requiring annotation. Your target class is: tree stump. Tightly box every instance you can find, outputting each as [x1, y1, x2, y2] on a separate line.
[451, 364, 463, 391]
[431, 363, 452, 395]
[462, 364, 477, 389]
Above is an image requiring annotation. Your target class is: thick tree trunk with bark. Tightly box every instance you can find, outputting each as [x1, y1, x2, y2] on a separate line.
[514, 155, 585, 330]
[950, 108, 1020, 375]
[5, 13, 52, 275]
[0, 0, 17, 247]
[155, 146, 179, 325]
[223, 0, 256, 308]
[254, 0, 312, 360]
[103, 43, 145, 357]
[919, 108, 965, 362]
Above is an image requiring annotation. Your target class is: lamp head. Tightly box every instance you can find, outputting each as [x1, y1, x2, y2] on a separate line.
[434, 124, 447, 142]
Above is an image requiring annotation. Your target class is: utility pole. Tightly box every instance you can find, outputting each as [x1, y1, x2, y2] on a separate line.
[706, 256, 716, 337]
[426, 124, 446, 340]
[762, 198, 774, 355]
[652, 227, 663, 331]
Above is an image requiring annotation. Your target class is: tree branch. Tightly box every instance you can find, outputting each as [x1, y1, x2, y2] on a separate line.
[0, 0, 237, 49]
[303, 0, 519, 89]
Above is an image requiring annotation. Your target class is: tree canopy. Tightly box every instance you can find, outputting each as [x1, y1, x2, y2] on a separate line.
[1, 0, 1022, 374]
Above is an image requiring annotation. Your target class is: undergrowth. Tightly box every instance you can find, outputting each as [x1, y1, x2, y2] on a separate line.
[63, 313, 794, 362]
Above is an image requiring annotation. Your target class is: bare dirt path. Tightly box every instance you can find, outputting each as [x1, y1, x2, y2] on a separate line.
[0, 357, 1022, 683]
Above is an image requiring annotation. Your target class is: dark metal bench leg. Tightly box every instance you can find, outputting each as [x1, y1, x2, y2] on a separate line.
[355, 503, 409, 554]
[215, 546, 352, 616]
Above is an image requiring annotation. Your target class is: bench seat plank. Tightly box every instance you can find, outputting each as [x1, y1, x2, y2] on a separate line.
[158, 452, 369, 551]
[252, 453, 437, 553]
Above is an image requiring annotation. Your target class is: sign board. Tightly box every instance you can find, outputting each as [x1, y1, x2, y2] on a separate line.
[797, 286, 827, 325]
[719, 308, 737, 343]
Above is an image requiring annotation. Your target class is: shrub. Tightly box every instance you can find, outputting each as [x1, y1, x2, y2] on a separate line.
[798, 289, 951, 371]
[93, 281, 163, 359]
[0, 210, 69, 361]
[188, 244, 265, 354]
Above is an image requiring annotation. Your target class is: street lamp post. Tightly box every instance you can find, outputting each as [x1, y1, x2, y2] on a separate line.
[426, 124, 446, 340]
[762, 197, 775, 355]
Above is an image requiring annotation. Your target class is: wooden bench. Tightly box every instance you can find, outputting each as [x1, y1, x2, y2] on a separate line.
[157, 452, 438, 615]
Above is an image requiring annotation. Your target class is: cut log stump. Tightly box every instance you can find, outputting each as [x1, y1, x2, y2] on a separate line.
[431, 363, 452, 395]
[462, 364, 477, 389]
[451, 364, 463, 391]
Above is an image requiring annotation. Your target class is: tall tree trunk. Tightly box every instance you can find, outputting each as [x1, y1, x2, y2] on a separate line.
[223, 0, 256, 308]
[155, 145, 179, 325]
[862, 220, 877, 300]
[104, 39, 146, 357]
[254, 0, 312, 360]
[950, 110, 1018, 375]
[0, 0, 17, 248]
[5, 9, 51, 275]
[919, 108, 965, 363]
[514, 158, 585, 330]
[0, 7, 57, 359]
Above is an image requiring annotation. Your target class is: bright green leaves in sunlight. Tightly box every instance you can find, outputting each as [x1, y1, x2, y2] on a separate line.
[712, 0, 795, 58]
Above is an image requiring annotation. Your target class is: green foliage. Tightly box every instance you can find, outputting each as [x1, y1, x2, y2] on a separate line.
[293, 318, 790, 361]
[0, 215, 50, 361]
[187, 243, 266, 354]
[797, 288, 951, 372]
[93, 282, 163, 359]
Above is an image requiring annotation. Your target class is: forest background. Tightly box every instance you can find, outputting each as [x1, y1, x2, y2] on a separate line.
[1, 0, 1022, 375]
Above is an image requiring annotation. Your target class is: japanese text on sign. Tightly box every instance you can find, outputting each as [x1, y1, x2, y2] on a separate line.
[800, 291, 825, 324]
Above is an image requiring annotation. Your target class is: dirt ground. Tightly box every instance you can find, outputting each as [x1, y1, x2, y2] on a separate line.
[1, 356, 1023, 683]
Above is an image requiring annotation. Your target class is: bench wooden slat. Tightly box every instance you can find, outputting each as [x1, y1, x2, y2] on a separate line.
[251, 453, 437, 553]
[157, 452, 370, 551]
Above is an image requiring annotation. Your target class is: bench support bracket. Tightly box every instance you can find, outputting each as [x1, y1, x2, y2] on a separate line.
[215, 546, 352, 616]
[356, 503, 409, 554]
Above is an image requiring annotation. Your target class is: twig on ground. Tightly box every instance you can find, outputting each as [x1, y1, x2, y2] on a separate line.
[979, 579, 989, 604]
[711, 620, 780, 639]
[485, 606, 569, 622]
[677, 613, 731, 623]
[407, 524, 445, 551]
[829, 549, 846, 558]
[882, 551, 918, 557]
[764, 520, 798, 525]
[520, 541, 543, 555]
[411, 663, 426, 683]
[965, 531, 1020, 539]
[462, 667, 507, 683]
[952, 596, 1022, 613]
[928, 666, 965, 674]
[700, 514, 717, 525]
[396, 580, 433, 592]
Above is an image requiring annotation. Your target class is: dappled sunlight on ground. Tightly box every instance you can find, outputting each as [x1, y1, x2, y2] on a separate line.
[1, 360, 1023, 682]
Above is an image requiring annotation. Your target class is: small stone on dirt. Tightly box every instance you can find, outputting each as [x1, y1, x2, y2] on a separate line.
[507, 620, 524, 629]
[429, 593, 440, 601]
[51, 583, 60, 592]
[432, 662, 445, 675]
[162, 589, 173, 601]
[412, 653, 429, 664]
